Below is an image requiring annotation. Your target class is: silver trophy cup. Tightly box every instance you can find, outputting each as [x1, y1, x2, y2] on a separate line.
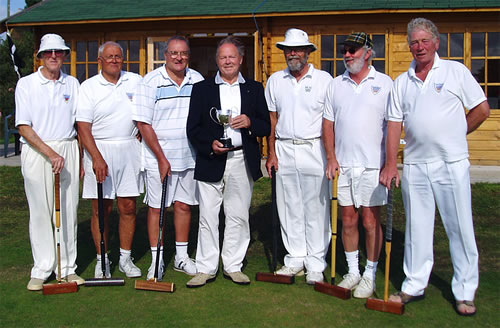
[210, 107, 233, 148]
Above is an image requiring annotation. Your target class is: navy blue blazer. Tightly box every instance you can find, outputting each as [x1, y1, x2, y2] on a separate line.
[187, 76, 271, 183]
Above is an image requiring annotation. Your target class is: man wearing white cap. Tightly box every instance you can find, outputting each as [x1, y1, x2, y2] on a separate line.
[15, 33, 83, 290]
[323, 32, 393, 298]
[77, 41, 143, 279]
[265, 28, 333, 285]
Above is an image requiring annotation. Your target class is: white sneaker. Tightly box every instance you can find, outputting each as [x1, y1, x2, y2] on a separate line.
[276, 266, 305, 276]
[337, 273, 361, 289]
[147, 261, 164, 281]
[27, 278, 45, 291]
[174, 256, 197, 276]
[306, 271, 324, 285]
[353, 276, 375, 298]
[119, 257, 142, 278]
[94, 258, 111, 279]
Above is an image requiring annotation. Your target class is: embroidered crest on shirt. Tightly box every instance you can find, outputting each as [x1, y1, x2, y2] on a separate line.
[63, 94, 70, 103]
[305, 86, 312, 92]
[371, 86, 381, 95]
[434, 83, 444, 93]
[126, 92, 134, 101]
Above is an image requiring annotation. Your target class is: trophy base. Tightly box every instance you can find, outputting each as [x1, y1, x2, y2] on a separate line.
[220, 138, 233, 149]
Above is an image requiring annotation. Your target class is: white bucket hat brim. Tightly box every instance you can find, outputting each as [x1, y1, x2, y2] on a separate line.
[37, 34, 70, 58]
[276, 28, 317, 52]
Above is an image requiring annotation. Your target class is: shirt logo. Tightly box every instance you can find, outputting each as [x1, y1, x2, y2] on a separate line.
[371, 86, 381, 95]
[305, 86, 312, 92]
[126, 92, 134, 101]
[63, 94, 70, 103]
[434, 83, 444, 93]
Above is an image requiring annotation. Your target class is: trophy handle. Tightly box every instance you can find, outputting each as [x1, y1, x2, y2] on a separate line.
[210, 107, 220, 125]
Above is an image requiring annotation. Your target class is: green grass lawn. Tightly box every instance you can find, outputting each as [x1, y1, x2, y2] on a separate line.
[0, 166, 499, 327]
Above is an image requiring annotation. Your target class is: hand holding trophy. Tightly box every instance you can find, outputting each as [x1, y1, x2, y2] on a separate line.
[210, 107, 233, 148]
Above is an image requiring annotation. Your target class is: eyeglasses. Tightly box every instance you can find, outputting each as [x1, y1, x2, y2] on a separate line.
[341, 47, 360, 55]
[167, 51, 190, 58]
[41, 50, 66, 58]
[100, 55, 124, 62]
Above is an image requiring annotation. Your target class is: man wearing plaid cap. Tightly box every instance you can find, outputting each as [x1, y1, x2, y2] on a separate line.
[323, 32, 393, 298]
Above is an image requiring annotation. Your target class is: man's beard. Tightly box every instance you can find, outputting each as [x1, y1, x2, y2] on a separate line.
[287, 55, 308, 72]
[344, 50, 367, 75]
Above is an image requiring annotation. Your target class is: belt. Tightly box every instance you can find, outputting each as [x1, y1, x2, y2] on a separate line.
[230, 146, 243, 151]
[277, 137, 321, 145]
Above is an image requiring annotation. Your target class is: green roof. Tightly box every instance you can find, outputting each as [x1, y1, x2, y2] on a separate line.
[7, 0, 500, 24]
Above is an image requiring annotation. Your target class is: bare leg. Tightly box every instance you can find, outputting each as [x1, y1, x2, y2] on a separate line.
[341, 205, 360, 252]
[117, 197, 137, 250]
[174, 201, 191, 242]
[90, 199, 113, 254]
[361, 206, 383, 262]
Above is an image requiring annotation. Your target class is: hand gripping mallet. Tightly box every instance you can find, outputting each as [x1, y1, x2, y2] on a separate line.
[85, 182, 125, 286]
[366, 179, 404, 314]
[43, 173, 79, 295]
[314, 172, 351, 299]
[135, 178, 175, 292]
[256, 166, 294, 284]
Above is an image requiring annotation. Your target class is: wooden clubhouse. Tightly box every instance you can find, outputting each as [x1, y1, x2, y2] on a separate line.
[3, 0, 499, 164]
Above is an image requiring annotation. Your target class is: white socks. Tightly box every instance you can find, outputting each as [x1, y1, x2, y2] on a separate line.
[345, 250, 360, 276]
[363, 260, 378, 281]
[345, 250, 378, 280]
[151, 246, 164, 265]
[96, 253, 109, 262]
[175, 241, 188, 259]
[120, 248, 131, 262]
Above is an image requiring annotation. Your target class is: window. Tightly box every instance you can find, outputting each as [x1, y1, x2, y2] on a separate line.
[117, 40, 141, 74]
[440, 32, 499, 109]
[321, 33, 387, 77]
[76, 40, 98, 83]
[471, 32, 499, 109]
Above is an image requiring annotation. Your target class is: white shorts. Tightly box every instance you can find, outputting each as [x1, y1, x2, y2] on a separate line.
[144, 168, 199, 208]
[337, 167, 387, 208]
[82, 139, 143, 199]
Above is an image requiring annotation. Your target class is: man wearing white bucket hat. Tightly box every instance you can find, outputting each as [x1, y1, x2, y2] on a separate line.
[265, 28, 333, 285]
[15, 33, 83, 290]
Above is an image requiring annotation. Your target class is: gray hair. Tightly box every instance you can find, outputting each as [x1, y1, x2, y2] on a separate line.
[216, 36, 245, 59]
[407, 18, 440, 44]
[165, 35, 190, 52]
[98, 41, 123, 57]
[363, 46, 376, 62]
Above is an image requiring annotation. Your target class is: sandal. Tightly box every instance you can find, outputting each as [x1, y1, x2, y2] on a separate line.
[388, 291, 425, 304]
[456, 300, 476, 316]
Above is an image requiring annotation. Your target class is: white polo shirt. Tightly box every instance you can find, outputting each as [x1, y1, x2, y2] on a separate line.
[265, 64, 333, 139]
[388, 54, 487, 164]
[216, 71, 244, 148]
[324, 66, 393, 168]
[76, 71, 142, 139]
[15, 67, 79, 142]
[132, 66, 204, 171]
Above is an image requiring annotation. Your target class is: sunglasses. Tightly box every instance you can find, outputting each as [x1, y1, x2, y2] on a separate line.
[341, 47, 360, 55]
[41, 49, 66, 58]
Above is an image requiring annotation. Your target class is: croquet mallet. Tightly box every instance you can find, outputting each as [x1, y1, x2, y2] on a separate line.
[43, 173, 79, 295]
[135, 178, 175, 292]
[85, 182, 125, 287]
[314, 172, 351, 299]
[256, 166, 294, 284]
[366, 179, 404, 314]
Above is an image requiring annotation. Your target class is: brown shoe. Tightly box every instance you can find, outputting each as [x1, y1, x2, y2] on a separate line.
[388, 291, 425, 304]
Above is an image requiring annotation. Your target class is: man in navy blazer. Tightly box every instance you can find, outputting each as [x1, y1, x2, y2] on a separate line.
[186, 36, 270, 287]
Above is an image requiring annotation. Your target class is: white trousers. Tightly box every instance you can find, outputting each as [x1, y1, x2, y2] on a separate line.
[275, 139, 330, 272]
[195, 150, 254, 274]
[21, 139, 80, 279]
[401, 159, 479, 301]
